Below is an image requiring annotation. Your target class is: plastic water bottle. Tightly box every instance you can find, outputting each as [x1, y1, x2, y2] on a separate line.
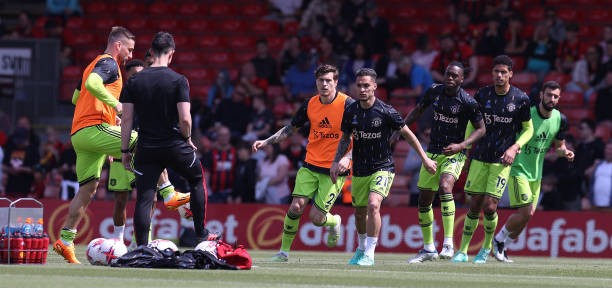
[21, 218, 33, 236]
[33, 218, 44, 236]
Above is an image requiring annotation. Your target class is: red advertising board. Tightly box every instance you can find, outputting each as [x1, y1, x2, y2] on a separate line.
[41, 200, 612, 258]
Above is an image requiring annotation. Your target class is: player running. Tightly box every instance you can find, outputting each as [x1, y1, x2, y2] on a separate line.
[492, 81, 574, 262]
[405, 62, 486, 263]
[331, 68, 436, 266]
[252, 64, 353, 262]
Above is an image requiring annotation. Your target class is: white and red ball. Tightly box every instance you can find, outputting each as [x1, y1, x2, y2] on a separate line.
[147, 239, 179, 252]
[99, 238, 128, 265]
[195, 240, 218, 258]
[86, 237, 107, 265]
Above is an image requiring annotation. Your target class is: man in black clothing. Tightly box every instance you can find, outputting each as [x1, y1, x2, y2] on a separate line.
[120, 31, 217, 246]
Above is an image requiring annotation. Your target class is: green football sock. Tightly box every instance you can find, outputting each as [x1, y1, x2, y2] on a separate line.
[418, 204, 434, 246]
[60, 228, 77, 245]
[483, 212, 498, 250]
[322, 213, 338, 227]
[280, 211, 301, 253]
[440, 193, 456, 239]
[158, 184, 175, 200]
[459, 211, 480, 254]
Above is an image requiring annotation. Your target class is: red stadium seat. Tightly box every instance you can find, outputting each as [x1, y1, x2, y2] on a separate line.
[266, 36, 285, 54]
[266, 86, 284, 100]
[92, 17, 118, 31]
[512, 56, 526, 72]
[228, 36, 256, 51]
[587, 92, 597, 108]
[157, 18, 180, 31]
[588, 10, 609, 22]
[407, 23, 431, 35]
[125, 17, 148, 31]
[232, 52, 255, 65]
[185, 19, 213, 32]
[65, 17, 88, 30]
[394, 7, 417, 19]
[183, 68, 214, 85]
[557, 9, 580, 22]
[476, 56, 493, 73]
[208, 52, 234, 67]
[563, 108, 594, 123]
[595, 123, 611, 143]
[209, 3, 234, 17]
[512, 72, 538, 91]
[477, 73, 493, 86]
[62, 66, 82, 81]
[177, 2, 201, 16]
[377, 88, 388, 102]
[198, 36, 226, 51]
[117, 2, 144, 15]
[70, 33, 95, 46]
[543, 72, 571, 86]
[84, 2, 108, 14]
[251, 20, 280, 35]
[149, 2, 173, 15]
[283, 21, 300, 35]
[60, 80, 80, 102]
[175, 51, 201, 65]
[394, 140, 412, 157]
[558, 91, 584, 107]
[217, 19, 244, 33]
[241, 3, 266, 18]
[190, 85, 210, 101]
[525, 7, 545, 22]
[172, 35, 191, 48]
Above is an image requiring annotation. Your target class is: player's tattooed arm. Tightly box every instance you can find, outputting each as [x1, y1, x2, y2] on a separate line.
[264, 124, 294, 145]
[333, 132, 352, 163]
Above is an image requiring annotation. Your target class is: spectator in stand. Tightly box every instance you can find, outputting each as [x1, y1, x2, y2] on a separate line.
[450, 10, 479, 51]
[299, 0, 329, 30]
[585, 141, 612, 210]
[251, 38, 280, 85]
[237, 61, 267, 99]
[229, 142, 257, 204]
[7, 11, 33, 39]
[283, 52, 316, 101]
[600, 25, 612, 63]
[475, 15, 505, 57]
[0, 16, 6, 38]
[374, 41, 404, 90]
[39, 126, 62, 173]
[549, 135, 583, 210]
[2, 127, 39, 198]
[279, 35, 303, 78]
[431, 34, 477, 88]
[504, 13, 528, 56]
[354, 1, 389, 56]
[11, 116, 40, 150]
[201, 126, 236, 203]
[604, 41, 612, 72]
[214, 87, 252, 141]
[267, 0, 303, 23]
[340, 42, 373, 90]
[538, 174, 562, 211]
[555, 23, 583, 74]
[387, 57, 432, 100]
[255, 143, 291, 204]
[46, 0, 82, 22]
[243, 95, 275, 143]
[401, 126, 431, 207]
[575, 119, 605, 209]
[594, 71, 612, 123]
[58, 141, 78, 200]
[206, 69, 234, 109]
[540, 6, 565, 43]
[316, 36, 343, 70]
[143, 49, 153, 67]
[328, 22, 356, 59]
[526, 24, 558, 80]
[411, 34, 439, 71]
[566, 45, 606, 102]
[124, 59, 145, 80]
[59, 45, 74, 70]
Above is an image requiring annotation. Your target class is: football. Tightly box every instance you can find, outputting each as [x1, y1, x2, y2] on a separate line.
[86, 237, 107, 265]
[177, 202, 193, 220]
[147, 239, 179, 252]
[98, 238, 128, 265]
[195, 240, 218, 257]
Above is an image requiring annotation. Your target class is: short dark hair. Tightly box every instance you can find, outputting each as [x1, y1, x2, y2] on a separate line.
[355, 67, 377, 81]
[447, 61, 466, 76]
[493, 54, 514, 71]
[151, 31, 175, 55]
[108, 26, 134, 44]
[125, 59, 145, 71]
[541, 81, 561, 92]
[314, 64, 339, 80]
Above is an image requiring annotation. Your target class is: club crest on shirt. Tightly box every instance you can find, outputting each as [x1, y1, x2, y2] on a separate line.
[507, 103, 516, 112]
[371, 117, 382, 127]
[450, 105, 460, 114]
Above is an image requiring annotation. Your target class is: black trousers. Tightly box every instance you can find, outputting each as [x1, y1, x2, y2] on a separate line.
[133, 143, 208, 246]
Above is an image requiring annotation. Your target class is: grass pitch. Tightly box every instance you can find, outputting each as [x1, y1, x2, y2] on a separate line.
[0, 246, 610, 288]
